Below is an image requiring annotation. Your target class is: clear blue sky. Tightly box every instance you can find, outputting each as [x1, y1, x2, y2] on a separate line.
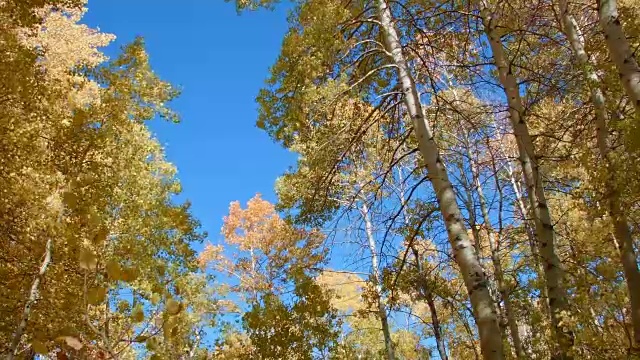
[83, 2, 438, 354]
[83, 0, 295, 249]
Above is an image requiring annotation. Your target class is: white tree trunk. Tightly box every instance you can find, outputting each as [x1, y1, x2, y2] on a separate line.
[361, 202, 396, 360]
[376, 0, 505, 358]
[8, 238, 53, 360]
[480, 4, 573, 358]
[467, 142, 525, 359]
[597, 0, 640, 112]
[498, 139, 552, 329]
[559, 0, 640, 345]
[480, 197, 524, 359]
[457, 160, 484, 262]
[497, 135, 549, 318]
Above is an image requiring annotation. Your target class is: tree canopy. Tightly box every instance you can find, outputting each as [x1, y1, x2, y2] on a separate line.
[2, 0, 640, 359]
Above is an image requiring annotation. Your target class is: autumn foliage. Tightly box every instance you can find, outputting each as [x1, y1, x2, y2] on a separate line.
[3, 0, 640, 359]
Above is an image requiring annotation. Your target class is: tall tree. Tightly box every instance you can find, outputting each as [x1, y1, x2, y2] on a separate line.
[200, 195, 340, 359]
[558, 0, 640, 347]
[596, 0, 640, 113]
[478, 1, 573, 357]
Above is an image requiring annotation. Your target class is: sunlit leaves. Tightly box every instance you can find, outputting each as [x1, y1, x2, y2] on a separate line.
[202, 195, 339, 359]
[87, 287, 107, 305]
[56, 336, 83, 351]
[0, 2, 205, 356]
[78, 248, 97, 271]
[106, 260, 124, 281]
[131, 304, 145, 323]
[166, 298, 182, 316]
[31, 340, 48, 355]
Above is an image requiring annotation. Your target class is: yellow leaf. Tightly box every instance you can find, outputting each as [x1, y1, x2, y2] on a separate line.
[31, 340, 48, 354]
[87, 210, 101, 227]
[131, 305, 145, 323]
[134, 335, 149, 343]
[170, 326, 179, 338]
[166, 298, 182, 315]
[56, 336, 83, 350]
[117, 300, 130, 312]
[151, 283, 164, 295]
[146, 337, 158, 351]
[106, 260, 123, 281]
[87, 287, 107, 305]
[155, 263, 166, 276]
[62, 192, 78, 208]
[93, 227, 108, 245]
[121, 267, 139, 283]
[150, 293, 161, 305]
[78, 248, 97, 271]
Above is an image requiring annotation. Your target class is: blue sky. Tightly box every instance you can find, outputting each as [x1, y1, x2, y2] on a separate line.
[82, 2, 440, 354]
[83, 0, 295, 250]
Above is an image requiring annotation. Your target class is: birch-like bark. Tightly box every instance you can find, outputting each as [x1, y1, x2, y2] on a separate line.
[457, 160, 484, 262]
[558, 0, 640, 345]
[188, 329, 203, 359]
[497, 136, 549, 318]
[8, 238, 53, 360]
[376, 0, 504, 357]
[480, 4, 573, 358]
[469, 150, 525, 359]
[361, 202, 396, 360]
[457, 158, 510, 351]
[596, 0, 640, 112]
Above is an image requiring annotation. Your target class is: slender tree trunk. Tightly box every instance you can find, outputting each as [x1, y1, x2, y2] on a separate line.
[8, 238, 53, 360]
[457, 304, 482, 360]
[398, 166, 450, 360]
[497, 131, 541, 266]
[558, 0, 640, 346]
[457, 161, 484, 262]
[426, 293, 449, 360]
[457, 159, 510, 352]
[611, 211, 640, 347]
[376, 0, 504, 357]
[469, 150, 525, 359]
[596, 0, 640, 112]
[490, 138, 539, 357]
[498, 136, 550, 321]
[480, 4, 573, 359]
[410, 245, 449, 360]
[361, 202, 396, 360]
[188, 329, 203, 359]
